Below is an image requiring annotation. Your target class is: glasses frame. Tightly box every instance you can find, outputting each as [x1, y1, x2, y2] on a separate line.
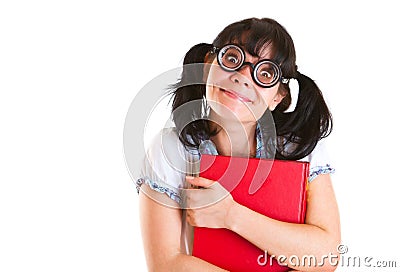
[213, 44, 288, 88]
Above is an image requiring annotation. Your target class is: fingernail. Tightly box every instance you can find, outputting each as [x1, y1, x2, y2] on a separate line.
[186, 176, 195, 180]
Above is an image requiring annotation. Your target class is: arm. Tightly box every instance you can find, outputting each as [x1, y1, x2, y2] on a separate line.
[227, 174, 340, 271]
[186, 174, 341, 272]
[138, 184, 228, 272]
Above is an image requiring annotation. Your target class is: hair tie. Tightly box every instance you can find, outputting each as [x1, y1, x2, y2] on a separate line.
[284, 78, 299, 113]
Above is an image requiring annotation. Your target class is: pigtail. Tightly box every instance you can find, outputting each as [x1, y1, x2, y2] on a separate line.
[170, 43, 216, 148]
[273, 71, 333, 160]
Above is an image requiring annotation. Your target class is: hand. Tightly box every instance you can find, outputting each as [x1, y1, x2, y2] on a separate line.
[184, 176, 236, 229]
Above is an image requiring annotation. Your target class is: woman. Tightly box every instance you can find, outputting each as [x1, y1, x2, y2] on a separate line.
[136, 17, 340, 271]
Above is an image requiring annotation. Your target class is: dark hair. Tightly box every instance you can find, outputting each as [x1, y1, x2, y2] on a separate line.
[170, 42, 217, 149]
[171, 18, 332, 160]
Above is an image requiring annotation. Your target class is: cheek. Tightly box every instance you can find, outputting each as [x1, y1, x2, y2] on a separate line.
[206, 62, 228, 86]
[257, 87, 280, 106]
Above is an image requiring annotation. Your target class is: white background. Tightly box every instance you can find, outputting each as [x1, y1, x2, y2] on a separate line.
[1, 0, 399, 271]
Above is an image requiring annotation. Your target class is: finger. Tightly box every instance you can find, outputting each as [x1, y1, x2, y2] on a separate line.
[183, 190, 202, 209]
[186, 210, 195, 226]
[185, 176, 215, 188]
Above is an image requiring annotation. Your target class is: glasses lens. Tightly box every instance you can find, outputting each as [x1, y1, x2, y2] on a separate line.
[218, 45, 244, 71]
[255, 61, 280, 86]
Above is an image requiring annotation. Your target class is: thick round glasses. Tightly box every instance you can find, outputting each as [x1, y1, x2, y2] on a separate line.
[215, 44, 287, 88]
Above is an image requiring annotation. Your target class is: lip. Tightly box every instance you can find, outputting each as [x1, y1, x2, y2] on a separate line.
[219, 88, 252, 103]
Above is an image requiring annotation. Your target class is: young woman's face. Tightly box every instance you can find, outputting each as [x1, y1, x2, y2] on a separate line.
[205, 44, 284, 123]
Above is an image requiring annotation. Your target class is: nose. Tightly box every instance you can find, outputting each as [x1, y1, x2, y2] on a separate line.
[230, 65, 253, 88]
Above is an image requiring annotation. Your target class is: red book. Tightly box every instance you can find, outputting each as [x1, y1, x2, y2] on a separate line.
[192, 154, 309, 272]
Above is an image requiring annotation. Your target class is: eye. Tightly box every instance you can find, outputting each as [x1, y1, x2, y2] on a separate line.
[256, 62, 279, 85]
[260, 70, 272, 78]
[226, 54, 239, 64]
[218, 45, 244, 70]
[221, 51, 242, 69]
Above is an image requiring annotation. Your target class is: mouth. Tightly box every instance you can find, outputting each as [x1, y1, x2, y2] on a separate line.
[219, 88, 252, 103]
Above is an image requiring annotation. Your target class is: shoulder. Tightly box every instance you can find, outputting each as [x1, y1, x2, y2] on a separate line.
[144, 127, 189, 176]
[298, 138, 335, 182]
[148, 127, 183, 156]
[137, 128, 190, 203]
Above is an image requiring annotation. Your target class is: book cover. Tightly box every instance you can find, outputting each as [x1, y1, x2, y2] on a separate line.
[192, 154, 309, 272]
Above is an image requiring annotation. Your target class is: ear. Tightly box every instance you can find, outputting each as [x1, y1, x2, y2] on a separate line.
[269, 92, 286, 111]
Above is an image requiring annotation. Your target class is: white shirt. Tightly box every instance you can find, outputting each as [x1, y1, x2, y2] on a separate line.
[137, 127, 334, 204]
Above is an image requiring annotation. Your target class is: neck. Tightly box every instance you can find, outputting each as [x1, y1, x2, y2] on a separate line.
[209, 112, 257, 157]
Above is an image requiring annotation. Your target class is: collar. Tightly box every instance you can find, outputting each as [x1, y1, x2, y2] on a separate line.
[198, 124, 266, 159]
